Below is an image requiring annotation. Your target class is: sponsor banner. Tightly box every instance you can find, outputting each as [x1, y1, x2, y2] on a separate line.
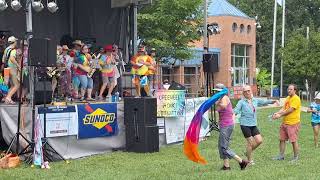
[165, 97, 210, 144]
[38, 106, 78, 137]
[77, 103, 118, 139]
[156, 90, 186, 117]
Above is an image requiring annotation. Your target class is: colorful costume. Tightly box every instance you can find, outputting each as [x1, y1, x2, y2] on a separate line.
[130, 53, 154, 97]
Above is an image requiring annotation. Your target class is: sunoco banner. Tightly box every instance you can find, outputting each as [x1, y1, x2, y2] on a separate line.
[77, 103, 118, 139]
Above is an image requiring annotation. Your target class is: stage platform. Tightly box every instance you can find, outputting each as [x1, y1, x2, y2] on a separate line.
[0, 102, 166, 159]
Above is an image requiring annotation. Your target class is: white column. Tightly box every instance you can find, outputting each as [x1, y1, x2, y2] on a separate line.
[271, 0, 278, 97]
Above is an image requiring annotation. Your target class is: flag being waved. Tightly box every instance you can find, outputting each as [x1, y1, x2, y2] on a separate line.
[183, 88, 228, 164]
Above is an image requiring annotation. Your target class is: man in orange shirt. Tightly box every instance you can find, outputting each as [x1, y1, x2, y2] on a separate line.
[130, 46, 154, 97]
[272, 84, 301, 162]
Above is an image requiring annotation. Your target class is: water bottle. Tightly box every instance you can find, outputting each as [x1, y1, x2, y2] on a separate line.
[115, 92, 120, 102]
[95, 91, 98, 100]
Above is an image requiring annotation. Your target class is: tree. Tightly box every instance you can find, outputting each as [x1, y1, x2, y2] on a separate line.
[138, 0, 203, 61]
[281, 31, 320, 98]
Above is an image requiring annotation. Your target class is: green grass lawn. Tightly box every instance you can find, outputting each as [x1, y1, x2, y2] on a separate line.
[1, 108, 318, 180]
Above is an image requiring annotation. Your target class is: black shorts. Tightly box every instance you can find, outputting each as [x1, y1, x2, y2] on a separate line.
[240, 125, 260, 138]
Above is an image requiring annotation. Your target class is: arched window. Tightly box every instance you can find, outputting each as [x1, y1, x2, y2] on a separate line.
[247, 25, 251, 34]
[232, 23, 237, 32]
[240, 24, 245, 33]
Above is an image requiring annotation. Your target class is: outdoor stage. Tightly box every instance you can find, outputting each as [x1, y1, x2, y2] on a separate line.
[0, 95, 211, 159]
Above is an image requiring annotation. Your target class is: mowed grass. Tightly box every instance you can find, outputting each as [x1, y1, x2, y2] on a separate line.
[1, 108, 319, 180]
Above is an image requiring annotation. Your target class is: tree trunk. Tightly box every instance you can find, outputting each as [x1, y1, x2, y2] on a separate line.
[310, 80, 319, 100]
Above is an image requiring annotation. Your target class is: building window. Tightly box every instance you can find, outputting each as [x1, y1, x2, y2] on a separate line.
[240, 24, 245, 33]
[232, 23, 237, 32]
[231, 44, 250, 86]
[247, 25, 251, 34]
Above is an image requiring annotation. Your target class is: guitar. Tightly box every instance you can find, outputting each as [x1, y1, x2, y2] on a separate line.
[47, 66, 66, 78]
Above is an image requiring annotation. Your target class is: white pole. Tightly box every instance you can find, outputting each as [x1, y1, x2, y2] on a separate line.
[271, 0, 277, 97]
[133, 1, 138, 54]
[26, 0, 32, 33]
[203, 0, 208, 53]
[280, 0, 285, 97]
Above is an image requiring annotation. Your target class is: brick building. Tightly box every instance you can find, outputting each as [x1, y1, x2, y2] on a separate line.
[158, 0, 257, 98]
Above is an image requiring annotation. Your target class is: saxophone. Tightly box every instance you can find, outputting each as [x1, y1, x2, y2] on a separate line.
[87, 53, 96, 78]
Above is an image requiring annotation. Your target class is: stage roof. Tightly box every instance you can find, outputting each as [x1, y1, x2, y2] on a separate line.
[0, 0, 129, 48]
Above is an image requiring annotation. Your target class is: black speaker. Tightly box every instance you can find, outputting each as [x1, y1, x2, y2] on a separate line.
[125, 125, 159, 153]
[34, 81, 52, 105]
[124, 97, 157, 126]
[29, 38, 57, 67]
[202, 53, 219, 73]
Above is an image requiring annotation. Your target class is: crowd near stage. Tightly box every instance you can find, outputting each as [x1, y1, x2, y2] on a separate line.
[0, 90, 212, 159]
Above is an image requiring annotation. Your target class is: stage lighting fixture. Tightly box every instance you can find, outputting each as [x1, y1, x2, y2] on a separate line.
[32, 0, 44, 12]
[0, 0, 8, 11]
[11, 0, 22, 11]
[47, 0, 58, 13]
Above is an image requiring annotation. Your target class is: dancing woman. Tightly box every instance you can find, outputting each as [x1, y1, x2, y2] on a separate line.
[214, 83, 249, 170]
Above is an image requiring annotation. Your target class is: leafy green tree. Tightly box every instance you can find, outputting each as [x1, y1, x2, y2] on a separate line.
[138, 0, 203, 61]
[281, 31, 320, 98]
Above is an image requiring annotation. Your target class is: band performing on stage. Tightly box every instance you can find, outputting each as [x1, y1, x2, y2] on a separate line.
[0, 35, 157, 104]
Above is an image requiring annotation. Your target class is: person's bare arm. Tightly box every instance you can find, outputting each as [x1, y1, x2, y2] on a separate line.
[273, 107, 295, 119]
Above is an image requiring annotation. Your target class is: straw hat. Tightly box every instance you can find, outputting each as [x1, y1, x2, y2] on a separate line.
[62, 45, 69, 50]
[72, 40, 83, 46]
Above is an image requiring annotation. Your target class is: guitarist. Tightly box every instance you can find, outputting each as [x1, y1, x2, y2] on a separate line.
[130, 46, 155, 97]
[57, 45, 72, 100]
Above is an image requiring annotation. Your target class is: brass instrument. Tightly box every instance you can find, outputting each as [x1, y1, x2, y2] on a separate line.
[86, 53, 96, 78]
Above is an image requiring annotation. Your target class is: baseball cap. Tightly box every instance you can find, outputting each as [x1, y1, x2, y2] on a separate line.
[8, 36, 18, 43]
[213, 83, 226, 91]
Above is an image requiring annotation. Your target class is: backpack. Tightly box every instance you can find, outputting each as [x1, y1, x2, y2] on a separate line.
[3, 48, 13, 68]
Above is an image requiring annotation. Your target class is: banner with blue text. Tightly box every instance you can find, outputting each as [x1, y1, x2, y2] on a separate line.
[77, 103, 118, 139]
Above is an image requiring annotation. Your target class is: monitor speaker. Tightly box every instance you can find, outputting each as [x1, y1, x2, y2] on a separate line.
[124, 97, 157, 126]
[202, 53, 219, 73]
[125, 125, 159, 153]
[34, 80, 52, 105]
[28, 38, 56, 67]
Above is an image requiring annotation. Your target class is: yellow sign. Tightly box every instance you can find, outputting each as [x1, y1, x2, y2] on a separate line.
[83, 108, 115, 129]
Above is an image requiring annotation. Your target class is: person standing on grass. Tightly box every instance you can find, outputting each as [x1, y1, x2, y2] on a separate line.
[214, 83, 249, 171]
[307, 94, 320, 147]
[234, 85, 279, 165]
[272, 84, 301, 162]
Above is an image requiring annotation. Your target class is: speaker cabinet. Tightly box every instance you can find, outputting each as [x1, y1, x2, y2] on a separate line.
[124, 97, 157, 126]
[202, 53, 219, 73]
[125, 125, 159, 153]
[29, 38, 57, 67]
[34, 81, 52, 105]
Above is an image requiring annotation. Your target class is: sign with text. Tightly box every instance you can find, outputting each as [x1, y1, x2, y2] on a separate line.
[165, 97, 210, 144]
[156, 90, 186, 117]
[77, 103, 118, 139]
[38, 106, 78, 137]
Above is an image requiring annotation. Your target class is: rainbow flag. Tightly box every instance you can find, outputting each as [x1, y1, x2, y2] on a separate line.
[183, 88, 228, 164]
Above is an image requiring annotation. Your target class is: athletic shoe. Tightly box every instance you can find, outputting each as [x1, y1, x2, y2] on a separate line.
[220, 166, 231, 171]
[239, 160, 249, 170]
[272, 155, 284, 160]
[249, 160, 255, 165]
[289, 156, 298, 163]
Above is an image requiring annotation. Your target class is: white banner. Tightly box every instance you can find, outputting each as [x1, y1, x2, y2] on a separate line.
[165, 97, 210, 144]
[38, 106, 78, 137]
